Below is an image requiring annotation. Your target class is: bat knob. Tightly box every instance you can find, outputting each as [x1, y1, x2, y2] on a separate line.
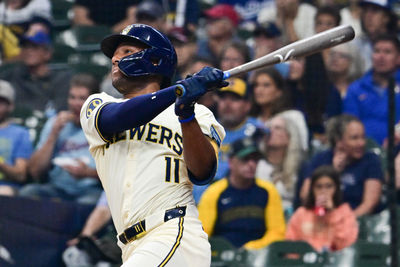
[175, 84, 186, 97]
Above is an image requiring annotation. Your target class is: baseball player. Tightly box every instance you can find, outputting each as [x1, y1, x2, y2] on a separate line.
[80, 24, 227, 266]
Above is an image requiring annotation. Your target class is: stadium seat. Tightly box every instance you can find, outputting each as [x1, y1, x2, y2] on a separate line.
[55, 25, 112, 52]
[51, 0, 73, 31]
[209, 237, 248, 267]
[326, 241, 390, 267]
[263, 241, 323, 267]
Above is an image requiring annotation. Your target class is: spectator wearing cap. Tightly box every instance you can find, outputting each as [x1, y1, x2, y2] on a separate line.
[252, 23, 293, 78]
[197, 4, 241, 65]
[72, 0, 139, 33]
[192, 78, 263, 203]
[198, 135, 285, 250]
[355, 0, 398, 72]
[135, 0, 167, 32]
[0, 80, 33, 196]
[217, 0, 274, 30]
[0, 29, 73, 144]
[257, 0, 316, 44]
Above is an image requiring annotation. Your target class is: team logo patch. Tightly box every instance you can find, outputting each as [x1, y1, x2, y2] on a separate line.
[210, 125, 221, 147]
[86, 98, 103, 118]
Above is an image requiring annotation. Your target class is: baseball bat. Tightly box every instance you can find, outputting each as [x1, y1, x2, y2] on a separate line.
[223, 24, 355, 79]
[175, 25, 355, 96]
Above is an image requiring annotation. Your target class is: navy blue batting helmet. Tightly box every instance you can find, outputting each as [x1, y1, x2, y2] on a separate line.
[101, 24, 177, 84]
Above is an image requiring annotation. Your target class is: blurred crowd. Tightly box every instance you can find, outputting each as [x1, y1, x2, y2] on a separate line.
[0, 0, 399, 265]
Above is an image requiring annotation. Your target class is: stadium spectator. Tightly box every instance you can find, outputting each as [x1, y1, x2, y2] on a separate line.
[133, 0, 167, 32]
[354, 0, 398, 72]
[197, 4, 240, 65]
[256, 114, 307, 217]
[340, 0, 362, 37]
[167, 26, 198, 81]
[287, 53, 342, 148]
[0, 29, 73, 144]
[198, 136, 286, 249]
[286, 165, 358, 252]
[0, 0, 51, 36]
[326, 43, 362, 99]
[344, 34, 400, 146]
[0, 80, 32, 196]
[72, 0, 139, 33]
[192, 78, 262, 203]
[19, 73, 102, 205]
[257, 0, 316, 44]
[219, 40, 251, 81]
[64, 191, 121, 266]
[252, 22, 283, 59]
[157, 0, 200, 33]
[299, 114, 384, 217]
[218, 0, 273, 30]
[250, 67, 309, 152]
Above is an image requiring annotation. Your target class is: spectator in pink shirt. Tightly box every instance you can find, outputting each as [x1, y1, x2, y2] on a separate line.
[286, 165, 358, 252]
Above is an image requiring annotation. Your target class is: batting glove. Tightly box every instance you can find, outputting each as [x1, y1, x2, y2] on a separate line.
[175, 67, 228, 122]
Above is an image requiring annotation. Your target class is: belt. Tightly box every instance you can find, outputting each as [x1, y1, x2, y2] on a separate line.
[118, 206, 187, 245]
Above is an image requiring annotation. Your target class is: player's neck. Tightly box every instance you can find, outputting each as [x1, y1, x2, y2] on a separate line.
[124, 82, 161, 99]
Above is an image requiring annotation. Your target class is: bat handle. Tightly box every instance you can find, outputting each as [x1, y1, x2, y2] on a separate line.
[223, 71, 230, 80]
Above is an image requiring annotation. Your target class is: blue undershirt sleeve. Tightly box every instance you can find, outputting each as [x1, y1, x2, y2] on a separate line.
[98, 86, 176, 135]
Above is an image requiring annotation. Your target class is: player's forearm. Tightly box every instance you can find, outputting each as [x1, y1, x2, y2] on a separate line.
[98, 86, 176, 134]
[181, 119, 217, 183]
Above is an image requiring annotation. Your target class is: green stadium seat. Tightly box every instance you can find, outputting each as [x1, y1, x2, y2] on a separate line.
[51, 0, 73, 31]
[263, 241, 323, 267]
[55, 25, 112, 52]
[326, 241, 390, 267]
[209, 237, 248, 267]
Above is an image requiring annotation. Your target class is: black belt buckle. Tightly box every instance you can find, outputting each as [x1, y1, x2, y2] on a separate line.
[164, 206, 186, 222]
[119, 220, 146, 244]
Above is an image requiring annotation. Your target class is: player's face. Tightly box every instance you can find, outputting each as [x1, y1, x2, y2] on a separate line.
[68, 86, 90, 125]
[253, 73, 282, 107]
[111, 42, 148, 90]
[372, 41, 400, 75]
[339, 121, 366, 160]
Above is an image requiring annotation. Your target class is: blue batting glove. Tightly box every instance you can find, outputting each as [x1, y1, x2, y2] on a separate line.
[174, 67, 228, 121]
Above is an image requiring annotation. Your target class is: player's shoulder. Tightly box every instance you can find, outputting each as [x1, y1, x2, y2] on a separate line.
[81, 92, 122, 120]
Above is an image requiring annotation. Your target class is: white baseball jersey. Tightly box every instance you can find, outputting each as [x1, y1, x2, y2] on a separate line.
[80, 92, 225, 235]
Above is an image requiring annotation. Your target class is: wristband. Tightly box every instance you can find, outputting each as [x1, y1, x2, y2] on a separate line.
[178, 114, 195, 123]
